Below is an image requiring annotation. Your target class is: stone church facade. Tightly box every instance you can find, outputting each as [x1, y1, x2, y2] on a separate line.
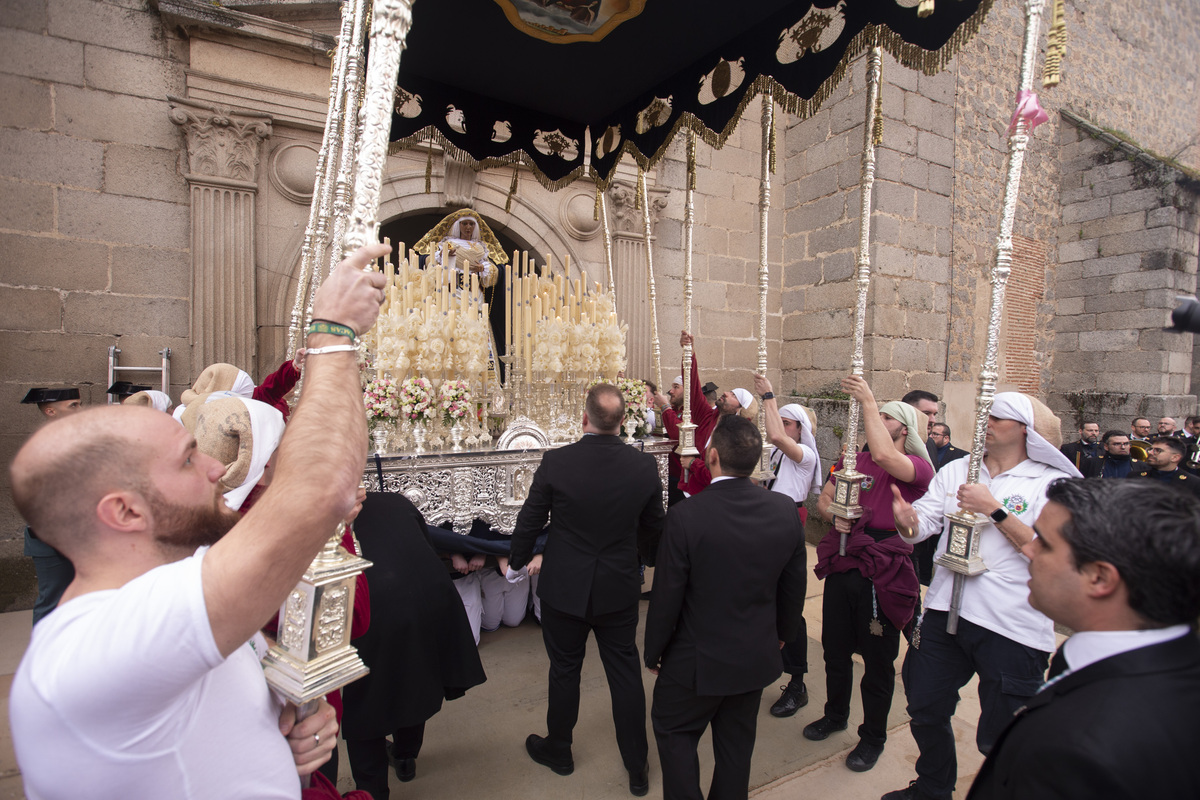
[1, 0, 1197, 607]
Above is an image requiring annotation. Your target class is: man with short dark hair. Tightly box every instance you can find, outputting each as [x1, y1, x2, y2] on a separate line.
[1059, 421, 1101, 471]
[1183, 415, 1200, 438]
[1130, 417, 1152, 442]
[9, 243, 390, 798]
[645, 414, 806, 800]
[1126, 437, 1200, 499]
[966, 478, 1200, 800]
[927, 423, 968, 472]
[675, 331, 753, 498]
[1082, 431, 1135, 478]
[510, 383, 666, 796]
[901, 390, 939, 433]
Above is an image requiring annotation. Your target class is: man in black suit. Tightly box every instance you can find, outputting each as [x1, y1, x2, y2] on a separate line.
[927, 423, 968, 471]
[1058, 420, 1100, 471]
[967, 477, 1200, 799]
[644, 415, 807, 800]
[510, 383, 665, 796]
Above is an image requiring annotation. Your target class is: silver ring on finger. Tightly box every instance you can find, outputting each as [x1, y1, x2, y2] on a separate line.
[314, 733, 320, 746]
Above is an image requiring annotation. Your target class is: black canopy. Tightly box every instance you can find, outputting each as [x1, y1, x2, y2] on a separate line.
[388, 0, 994, 189]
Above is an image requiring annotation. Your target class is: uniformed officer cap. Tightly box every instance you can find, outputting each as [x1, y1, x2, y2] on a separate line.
[21, 387, 81, 404]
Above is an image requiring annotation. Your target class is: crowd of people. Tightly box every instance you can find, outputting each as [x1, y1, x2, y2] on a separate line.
[10, 252, 1200, 800]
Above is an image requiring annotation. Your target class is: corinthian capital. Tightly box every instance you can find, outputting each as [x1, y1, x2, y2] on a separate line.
[168, 96, 273, 184]
[607, 180, 669, 235]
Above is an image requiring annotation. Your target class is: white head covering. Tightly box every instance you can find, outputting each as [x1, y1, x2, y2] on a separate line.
[178, 394, 286, 511]
[989, 392, 1083, 478]
[673, 375, 683, 387]
[879, 400, 934, 467]
[126, 389, 172, 412]
[732, 388, 752, 409]
[779, 403, 824, 497]
[449, 216, 482, 242]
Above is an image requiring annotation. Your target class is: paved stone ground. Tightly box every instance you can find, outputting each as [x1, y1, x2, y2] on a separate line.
[0, 545, 990, 799]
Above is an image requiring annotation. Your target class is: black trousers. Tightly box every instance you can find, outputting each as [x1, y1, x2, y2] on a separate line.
[541, 601, 648, 772]
[345, 723, 426, 800]
[651, 672, 762, 800]
[821, 568, 902, 745]
[902, 611, 1049, 800]
[779, 617, 808, 680]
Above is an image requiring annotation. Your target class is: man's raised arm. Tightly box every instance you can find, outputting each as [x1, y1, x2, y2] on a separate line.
[204, 243, 389, 656]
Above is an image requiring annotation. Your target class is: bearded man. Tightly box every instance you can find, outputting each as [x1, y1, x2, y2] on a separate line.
[9, 243, 389, 799]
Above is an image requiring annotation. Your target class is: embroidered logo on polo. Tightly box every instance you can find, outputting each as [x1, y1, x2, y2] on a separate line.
[1002, 495, 1029, 515]
[860, 475, 875, 492]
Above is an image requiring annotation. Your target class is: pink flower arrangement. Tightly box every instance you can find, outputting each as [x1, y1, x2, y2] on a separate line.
[363, 376, 400, 424]
[398, 376, 435, 422]
[438, 379, 473, 426]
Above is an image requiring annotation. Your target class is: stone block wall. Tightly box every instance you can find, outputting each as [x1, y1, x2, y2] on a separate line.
[1048, 113, 1200, 426]
[780, 52, 952, 404]
[0, 0, 193, 604]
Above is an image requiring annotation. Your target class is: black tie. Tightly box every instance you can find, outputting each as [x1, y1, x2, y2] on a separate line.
[1046, 647, 1069, 681]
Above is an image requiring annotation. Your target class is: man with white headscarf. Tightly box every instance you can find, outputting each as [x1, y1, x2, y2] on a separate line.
[811, 375, 934, 774]
[433, 215, 498, 288]
[753, 374, 822, 719]
[881, 392, 1083, 800]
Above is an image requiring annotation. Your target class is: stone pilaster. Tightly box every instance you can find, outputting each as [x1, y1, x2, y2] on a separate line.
[169, 97, 272, 373]
[607, 180, 668, 381]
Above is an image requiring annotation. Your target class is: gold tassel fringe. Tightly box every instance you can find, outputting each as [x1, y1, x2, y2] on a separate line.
[424, 134, 433, 194]
[594, 182, 602, 221]
[1042, 0, 1066, 89]
[918, 0, 934, 18]
[635, 166, 644, 210]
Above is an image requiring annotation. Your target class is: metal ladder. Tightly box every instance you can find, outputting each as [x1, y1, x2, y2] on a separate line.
[107, 345, 171, 405]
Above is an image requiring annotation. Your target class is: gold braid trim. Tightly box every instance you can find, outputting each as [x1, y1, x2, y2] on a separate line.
[386, 4, 996, 194]
[424, 133, 433, 194]
[635, 166, 644, 210]
[594, 182, 602, 220]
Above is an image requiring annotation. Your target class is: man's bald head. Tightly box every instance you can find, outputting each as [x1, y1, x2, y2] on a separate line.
[11, 406, 161, 556]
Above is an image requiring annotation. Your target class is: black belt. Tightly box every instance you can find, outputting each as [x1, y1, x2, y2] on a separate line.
[863, 526, 899, 542]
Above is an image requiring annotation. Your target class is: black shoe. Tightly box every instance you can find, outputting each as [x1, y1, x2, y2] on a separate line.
[881, 780, 925, 800]
[628, 765, 649, 797]
[769, 682, 809, 717]
[802, 716, 848, 741]
[845, 740, 884, 772]
[394, 758, 416, 782]
[525, 734, 574, 776]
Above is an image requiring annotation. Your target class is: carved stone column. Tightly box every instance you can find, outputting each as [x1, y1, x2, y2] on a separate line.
[607, 180, 667, 381]
[169, 97, 272, 373]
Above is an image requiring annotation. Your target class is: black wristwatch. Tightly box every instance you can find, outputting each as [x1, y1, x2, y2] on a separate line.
[990, 507, 1009, 524]
[761, 392, 774, 401]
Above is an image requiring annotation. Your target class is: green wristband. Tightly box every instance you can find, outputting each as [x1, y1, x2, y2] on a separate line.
[307, 320, 357, 340]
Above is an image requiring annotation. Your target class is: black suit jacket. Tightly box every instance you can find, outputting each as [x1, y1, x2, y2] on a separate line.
[510, 434, 665, 617]
[1059, 440, 1099, 471]
[967, 632, 1200, 800]
[643, 478, 807, 696]
[932, 443, 968, 471]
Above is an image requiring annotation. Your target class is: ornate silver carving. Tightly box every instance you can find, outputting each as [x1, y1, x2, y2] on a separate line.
[753, 96, 774, 481]
[168, 97, 272, 184]
[600, 190, 617, 296]
[263, 525, 372, 705]
[829, 46, 883, 555]
[363, 439, 674, 533]
[344, 0, 415, 253]
[939, 0, 1047, 635]
[676, 132, 698, 461]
